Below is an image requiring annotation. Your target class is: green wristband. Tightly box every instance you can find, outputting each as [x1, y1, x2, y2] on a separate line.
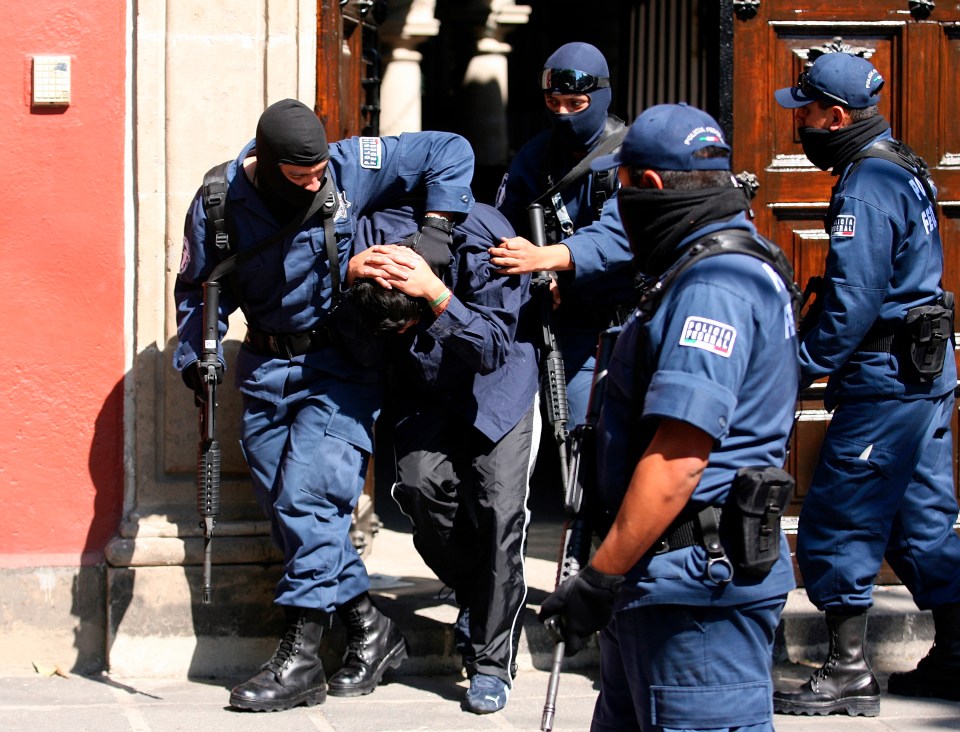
[428, 289, 451, 309]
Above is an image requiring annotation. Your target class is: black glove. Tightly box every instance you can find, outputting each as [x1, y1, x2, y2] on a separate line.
[401, 218, 454, 276]
[538, 564, 624, 656]
[182, 361, 222, 405]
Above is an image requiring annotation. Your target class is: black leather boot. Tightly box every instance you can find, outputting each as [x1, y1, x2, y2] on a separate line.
[888, 602, 960, 701]
[774, 610, 880, 717]
[327, 592, 408, 697]
[229, 606, 329, 712]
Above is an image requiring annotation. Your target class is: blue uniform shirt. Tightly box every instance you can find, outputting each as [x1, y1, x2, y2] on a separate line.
[353, 204, 539, 443]
[174, 131, 476, 400]
[599, 215, 799, 607]
[495, 125, 636, 313]
[800, 129, 956, 405]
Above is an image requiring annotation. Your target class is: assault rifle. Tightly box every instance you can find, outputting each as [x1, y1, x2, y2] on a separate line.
[528, 203, 570, 489]
[196, 280, 222, 604]
[540, 327, 618, 732]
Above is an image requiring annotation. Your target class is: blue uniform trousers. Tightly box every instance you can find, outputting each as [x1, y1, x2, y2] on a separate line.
[798, 392, 960, 610]
[593, 597, 785, 731]
[239, 361, 382, 612]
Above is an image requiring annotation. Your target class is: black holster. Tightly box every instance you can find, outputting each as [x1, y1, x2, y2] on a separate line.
[720, 466, 795, 579]
[901, 293, 954, 384]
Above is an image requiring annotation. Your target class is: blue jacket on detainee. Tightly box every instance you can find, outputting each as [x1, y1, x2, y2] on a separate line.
[598, 213, 799, 608]
[800, 129, 956, 406]
[173, 132, 476, 397]
[354, 203, 539, 443]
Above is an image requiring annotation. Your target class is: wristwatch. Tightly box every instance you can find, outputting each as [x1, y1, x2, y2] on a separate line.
[422, 214, 455, 235]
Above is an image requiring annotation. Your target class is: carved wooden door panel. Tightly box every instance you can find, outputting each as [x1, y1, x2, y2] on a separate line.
[315, 0, 383, 140]
[730, 1, 960, 582]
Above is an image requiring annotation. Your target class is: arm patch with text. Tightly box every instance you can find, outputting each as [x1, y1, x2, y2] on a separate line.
[832, 215, 856, 238]
[359, 137, 383, 169]
[679, 316, 737, 358]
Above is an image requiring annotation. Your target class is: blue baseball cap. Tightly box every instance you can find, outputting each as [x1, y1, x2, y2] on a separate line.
[775, 52, 884, 109]
[590, 103, 731, 172]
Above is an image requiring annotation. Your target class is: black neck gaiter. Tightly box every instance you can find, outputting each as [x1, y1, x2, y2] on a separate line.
[798, 115, 889, 173]
[617, 185, 750, 276]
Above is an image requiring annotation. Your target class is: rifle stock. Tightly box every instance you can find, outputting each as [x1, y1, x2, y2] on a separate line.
[540, 327, 618, 732]
[197, 280, 222, 604]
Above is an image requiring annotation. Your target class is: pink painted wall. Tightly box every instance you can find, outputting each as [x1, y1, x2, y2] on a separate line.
[0, 3, 126, 564]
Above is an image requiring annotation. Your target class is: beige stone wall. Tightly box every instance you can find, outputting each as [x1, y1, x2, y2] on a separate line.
[108, 0, 317, 676]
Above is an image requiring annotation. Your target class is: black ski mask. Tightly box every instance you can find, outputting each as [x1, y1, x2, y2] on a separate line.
[542, 42, 611, 149]
[254, 99, 330, 222]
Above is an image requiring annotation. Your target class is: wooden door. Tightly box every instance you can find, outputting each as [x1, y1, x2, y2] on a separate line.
[730, 1, 960, 582]
[315, 0, 384, 140]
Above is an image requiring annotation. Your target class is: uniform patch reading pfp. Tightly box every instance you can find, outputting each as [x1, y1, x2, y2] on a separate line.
[680, 316, 737, 358]
[359, 137, 383, 169]
[832, 215, 856, 238]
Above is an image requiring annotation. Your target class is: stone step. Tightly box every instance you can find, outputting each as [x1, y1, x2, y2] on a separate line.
[362, 515, 933, 677]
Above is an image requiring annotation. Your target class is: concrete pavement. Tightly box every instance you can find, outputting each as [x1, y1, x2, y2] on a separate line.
[2, 664, 960, 731]
[3, 498, 959, 730]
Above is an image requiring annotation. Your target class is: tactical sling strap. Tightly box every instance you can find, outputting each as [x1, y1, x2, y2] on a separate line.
[637, 229, 801, 323]
[847, 138, 936, 203]
[202, 161, 233, 252]
[200, 161, 341, 306]
[533, 116, 628, 210]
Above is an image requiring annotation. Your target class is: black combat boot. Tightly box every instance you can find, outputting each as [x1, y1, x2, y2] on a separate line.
[774, 609, 880, 717]
[229, 606, 329, 712]
[888, 602, 960, 701]
[327, 592, 408, 697]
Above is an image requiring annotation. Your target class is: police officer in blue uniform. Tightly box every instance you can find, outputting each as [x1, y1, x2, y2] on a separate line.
[173, 98, 475, 712]
[773, 53, 960, 715]
[491, 41, 634, 430]
[538, 103, 799, 731]
[346, 202, 539, 714]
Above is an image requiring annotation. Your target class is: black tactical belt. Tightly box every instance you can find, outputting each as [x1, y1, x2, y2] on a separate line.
[244, 326, 333, 359]
[653, 506, 723, 555]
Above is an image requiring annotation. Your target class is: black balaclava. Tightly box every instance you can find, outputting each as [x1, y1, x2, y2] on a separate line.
[797, 114, 889, 172]
[254, 99, 330, 222]
[542, 42, 611, 149]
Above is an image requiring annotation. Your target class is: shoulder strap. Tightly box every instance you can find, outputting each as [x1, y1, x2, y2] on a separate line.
[847, 138, 936, 202]
[532, 117, 628, 207]
[637, 229, 801, 321]
[205, 176, 339, 301]
[202, 161, 233, 252]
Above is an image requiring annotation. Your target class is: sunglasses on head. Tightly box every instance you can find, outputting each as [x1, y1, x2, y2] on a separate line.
[796, 69, 883, 107]
[539, 68, 610, 94]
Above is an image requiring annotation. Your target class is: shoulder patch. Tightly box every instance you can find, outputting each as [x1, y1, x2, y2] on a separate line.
[179, 235, 191, 275]
[359, 137, 383, 169]
[679, 316, 737, 358]
[832, 214, 856, 238]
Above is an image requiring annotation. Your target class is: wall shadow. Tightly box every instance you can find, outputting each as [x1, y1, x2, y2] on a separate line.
[74, 375, 125, 674]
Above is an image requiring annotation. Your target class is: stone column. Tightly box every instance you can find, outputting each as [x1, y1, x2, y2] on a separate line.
[379, 0, 440, 136]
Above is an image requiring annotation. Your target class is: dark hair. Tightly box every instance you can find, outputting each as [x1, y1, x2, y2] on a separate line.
[346, 279, 422, 334]
[622, 147, 733, 190]
[814, 99, 879, 122]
